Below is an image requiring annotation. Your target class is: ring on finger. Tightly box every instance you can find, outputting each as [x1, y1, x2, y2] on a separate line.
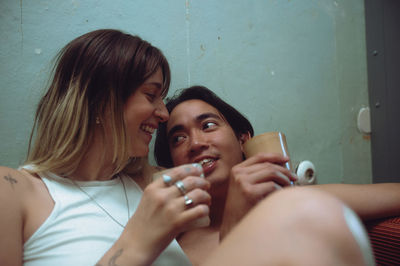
[184, 195, 193, 206]
[163, 174, 172, 186]
[174, 180, 186, 195]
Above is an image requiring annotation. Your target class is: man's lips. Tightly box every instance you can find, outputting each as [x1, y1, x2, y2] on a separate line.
[194, 157, 218, 176]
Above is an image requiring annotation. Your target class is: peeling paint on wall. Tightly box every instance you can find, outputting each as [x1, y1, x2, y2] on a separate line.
[185, 0, 191, 85]
[20, 0, 23, 51]
[0, 0, 371, 184]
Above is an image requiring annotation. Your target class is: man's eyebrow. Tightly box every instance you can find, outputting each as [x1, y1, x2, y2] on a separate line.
[196, 112, 223, 122]
[167, 124, 184, 141]
[167, 112, 223, 140]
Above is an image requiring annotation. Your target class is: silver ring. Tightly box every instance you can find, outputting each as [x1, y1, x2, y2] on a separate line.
[163, 175, 172, 186]
[184, 195, 193, 206]
[174, 180, 186, 195]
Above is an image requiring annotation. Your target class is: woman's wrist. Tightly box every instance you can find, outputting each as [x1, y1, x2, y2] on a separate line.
[97, 232, 153, 266]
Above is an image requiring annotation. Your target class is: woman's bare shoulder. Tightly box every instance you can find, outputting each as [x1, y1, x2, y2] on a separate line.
[0, 166, 39, 192]
[0, 166, 28, 222]
[0, 166, 38, 263]
[0, 166, 45, 208]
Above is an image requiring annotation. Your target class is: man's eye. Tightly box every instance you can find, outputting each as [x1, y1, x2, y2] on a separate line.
[171, 135, 185, 144]
[203, 122, 217, 130]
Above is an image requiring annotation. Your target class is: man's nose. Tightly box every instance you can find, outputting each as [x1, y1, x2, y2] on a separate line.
[189, 130, 209, 153]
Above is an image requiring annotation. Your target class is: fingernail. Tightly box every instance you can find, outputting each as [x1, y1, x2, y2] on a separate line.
[192, 163, 204, 178]
[276, 171, 290, 183]
[292, 173, 298, 180]
[192, 163, 202, 170]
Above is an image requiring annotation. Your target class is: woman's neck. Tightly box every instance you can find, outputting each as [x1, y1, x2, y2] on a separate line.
[71, 160, 115, 181]
[70, 133, 115, 181]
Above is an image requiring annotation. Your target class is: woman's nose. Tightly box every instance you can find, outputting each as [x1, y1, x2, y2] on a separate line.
[155, 101, 169, 122]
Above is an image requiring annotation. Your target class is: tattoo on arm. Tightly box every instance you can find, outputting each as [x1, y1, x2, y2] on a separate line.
[154, 166, 163, 172]
[108, 249, 123, 266]
[3, 174, 17, 189]
[95, 249, 123, 266]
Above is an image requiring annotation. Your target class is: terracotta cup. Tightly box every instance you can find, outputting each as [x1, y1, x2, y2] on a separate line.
[243, 131, 293, 172]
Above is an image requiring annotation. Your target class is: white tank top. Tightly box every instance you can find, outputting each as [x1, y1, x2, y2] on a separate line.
[22, 167, 191, 266]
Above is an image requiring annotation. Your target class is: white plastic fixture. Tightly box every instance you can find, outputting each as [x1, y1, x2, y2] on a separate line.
[357, 107, 371, 134]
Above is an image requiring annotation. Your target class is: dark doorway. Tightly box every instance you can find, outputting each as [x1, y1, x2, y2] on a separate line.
[365, 0, 400, 183]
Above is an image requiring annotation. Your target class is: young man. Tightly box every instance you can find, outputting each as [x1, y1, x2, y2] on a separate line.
[155, 85, 399, 265]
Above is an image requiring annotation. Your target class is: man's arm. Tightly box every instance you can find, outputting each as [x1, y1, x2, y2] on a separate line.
[312, 183, 400, 220]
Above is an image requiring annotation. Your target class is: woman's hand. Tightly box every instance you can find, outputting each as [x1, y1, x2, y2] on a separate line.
[220, 153, 297, 240]
[100, 163, 210, 265]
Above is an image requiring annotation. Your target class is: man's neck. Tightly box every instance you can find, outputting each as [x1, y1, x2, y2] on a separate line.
[209, 180, 229, 228]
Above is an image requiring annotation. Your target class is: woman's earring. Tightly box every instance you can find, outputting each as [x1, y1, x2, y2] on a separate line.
[95, 117, 100, 124]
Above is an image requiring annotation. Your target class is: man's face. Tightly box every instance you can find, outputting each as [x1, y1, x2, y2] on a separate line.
[166, 99, 245, 186]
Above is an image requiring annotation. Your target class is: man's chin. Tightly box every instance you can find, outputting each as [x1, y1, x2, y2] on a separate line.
[207, 174, 229, 188]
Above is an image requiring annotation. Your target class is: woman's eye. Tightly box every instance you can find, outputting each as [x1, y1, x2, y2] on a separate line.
[203, 122, 217, 130]
[146, 93, 156, 101]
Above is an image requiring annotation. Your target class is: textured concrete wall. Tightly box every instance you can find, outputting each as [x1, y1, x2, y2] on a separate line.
[0, 0, 371, 184]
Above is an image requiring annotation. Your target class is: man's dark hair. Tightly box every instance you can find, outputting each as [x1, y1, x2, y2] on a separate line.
[154, 85, 254, 168]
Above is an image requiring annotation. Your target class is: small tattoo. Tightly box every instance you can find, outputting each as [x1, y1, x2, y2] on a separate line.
[154, 166, 163, 172]
[109, 249, 123, 266]
[184, 167, 191, 173]
[4, 174, 17, 189]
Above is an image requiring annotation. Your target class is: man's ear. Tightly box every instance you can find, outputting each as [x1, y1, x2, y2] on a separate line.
[239, 131, 252, 150]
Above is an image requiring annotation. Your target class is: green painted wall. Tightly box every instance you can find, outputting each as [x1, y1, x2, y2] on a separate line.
[0, 0, 371, 184]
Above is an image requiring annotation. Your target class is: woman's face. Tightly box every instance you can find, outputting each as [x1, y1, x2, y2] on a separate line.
[124, 68, 169, 157]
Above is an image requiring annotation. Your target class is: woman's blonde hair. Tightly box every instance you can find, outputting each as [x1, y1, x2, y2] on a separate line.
[25, 29, 170, 177]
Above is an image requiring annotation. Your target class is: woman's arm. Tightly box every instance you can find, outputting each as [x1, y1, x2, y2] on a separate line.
[0, 167, 25, 266]
[97, 163, 211, 265]
[312, 183, 400, 220]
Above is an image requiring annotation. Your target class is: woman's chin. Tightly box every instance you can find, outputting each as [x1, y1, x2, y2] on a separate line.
[129, 146, 149, 158]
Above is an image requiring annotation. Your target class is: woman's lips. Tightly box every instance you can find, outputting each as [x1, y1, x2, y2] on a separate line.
[140, 124, 156, 142]
[140, 124, 156, 134]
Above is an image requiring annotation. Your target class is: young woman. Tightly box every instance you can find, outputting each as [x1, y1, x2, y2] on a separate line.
[0, 29, 210, 265]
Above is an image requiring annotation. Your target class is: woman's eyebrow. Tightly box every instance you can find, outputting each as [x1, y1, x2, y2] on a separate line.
[144, 82, 162, 89]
